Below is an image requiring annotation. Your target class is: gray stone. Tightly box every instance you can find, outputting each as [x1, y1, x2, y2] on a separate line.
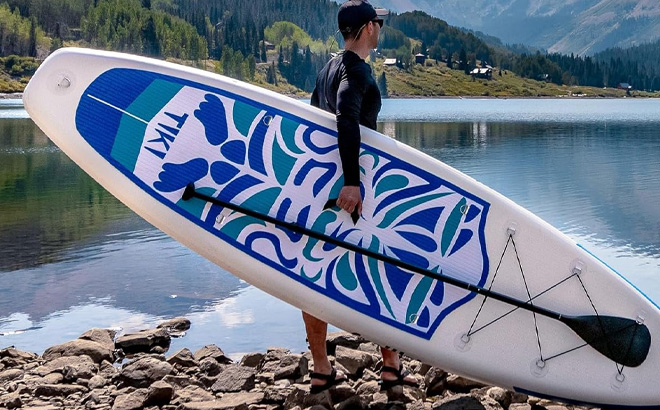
[424, 367, 447, 397]
[173, 385, 216, 404]
[194, 345, 232, 365]
[0, 391, 22, 409]
[327, 331, 366, 352]
[167, 348, 199, 368]
[218, 392, 264, 407]
[34, 384, 88, 397]
[35, 355, 96, 377]
[487, 387, 513, 408]
[199, 358, 222, 376]
[0, 347, 38, 368]
[42, 340, 113, 364]
[444, 374, 486, 392]
[210, 365, 256, 392]
[80, 328, 117, 351]
[63, 357, 98, 382]
[335, 346, 376, 377]
[263, 385, 291, 403]
[112, 388, 148, 410]
[157, 317, 191, 332]
[240, 352, 264, 368]
[259, 354, 307, 380]
[178, 400, 247, 410]
[337, 395, 367, 410]
[145, 380, 174, 406]
[88, 375, 108, 390]
[282, 384, 327, 409]
[356, 380, 380, 396]
[163, 374, 203, 389]
[119, 357, 174, 388]
[0, 369, 24, 383]
[432, 395, 486, 410]
[115, 329, 171, 355]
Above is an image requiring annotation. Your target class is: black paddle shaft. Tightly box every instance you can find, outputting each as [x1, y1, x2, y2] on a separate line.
[182, 183, 651, 367]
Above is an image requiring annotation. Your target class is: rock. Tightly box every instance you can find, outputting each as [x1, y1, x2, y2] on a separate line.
[0, 369, 24, 383]
[115, 329, 171, 355]
[0, 391, 22, 409]
[62, 356, 98, 381]
[34, 384, 88, 397]
[80, 328, 117, 351]
[282, 384, 327, 409]
[424, 367, 447, 397]
[335, 345, 376, 377]
[163, 374, 202, 389]
[432, 395, 486, 410]
[88, 375, 108, 390]
[356, 380, 380, 396]
[326, 332, 366, 355]
[444, 374, 486, 392]
[258, 353, 307, 380]
[240, 352, 264, 368]
[173, 385, 216, 404]
[487, 387, 513, 408]
[0, 347, 38, 368]
[194, 345, 233, 365]
[42, 340, 113, 364]
[112, 388, 148, 410]
[35, 355, 96, 378]
[218, 391, 264, 407]
[145, 380, 174, 406]
[118, 357, 174, 388]
[263, 384, 292, 403]
[210, 365, 256, 392]
[337, 395, 367, 410]
[199, 358, 223, 376]
[167, 348, 199, 368]
[157, 317, 191, 332]
[178, 400, 246, 410]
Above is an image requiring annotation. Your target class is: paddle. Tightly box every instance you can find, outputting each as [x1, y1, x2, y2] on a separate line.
[182, 183, 651, 367]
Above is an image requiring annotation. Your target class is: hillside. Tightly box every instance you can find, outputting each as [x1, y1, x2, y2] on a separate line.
[1, 0, 660, 96]
[373, 0, 660, 56]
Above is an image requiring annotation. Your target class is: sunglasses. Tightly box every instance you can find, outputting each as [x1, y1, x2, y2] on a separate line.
[372, 18, 383, 28]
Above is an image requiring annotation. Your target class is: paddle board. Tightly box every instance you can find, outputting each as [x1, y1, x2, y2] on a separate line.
[23, 48, 660, 407]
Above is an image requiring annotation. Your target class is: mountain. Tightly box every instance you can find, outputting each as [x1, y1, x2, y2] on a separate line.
[372, 0, 660, 55]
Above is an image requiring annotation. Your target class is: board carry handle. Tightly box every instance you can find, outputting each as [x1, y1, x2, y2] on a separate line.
[182, 183, 651, 367]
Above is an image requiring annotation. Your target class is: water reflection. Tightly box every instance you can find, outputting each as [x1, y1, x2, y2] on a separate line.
[378, 120, 660, 262]
[1, 99, 659, 355]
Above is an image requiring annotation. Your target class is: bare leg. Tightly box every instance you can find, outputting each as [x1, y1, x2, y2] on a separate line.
[381, 347, 417, 384]
[302, 311, 333, 387]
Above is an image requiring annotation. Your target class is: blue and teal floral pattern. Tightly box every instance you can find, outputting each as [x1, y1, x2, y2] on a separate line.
[75, 69, 490, 339]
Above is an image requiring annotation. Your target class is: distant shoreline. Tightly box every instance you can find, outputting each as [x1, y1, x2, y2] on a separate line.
[3, 92, 659, 102]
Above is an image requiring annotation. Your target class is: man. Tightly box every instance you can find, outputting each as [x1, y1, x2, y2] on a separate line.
[305, 0, 417, 394]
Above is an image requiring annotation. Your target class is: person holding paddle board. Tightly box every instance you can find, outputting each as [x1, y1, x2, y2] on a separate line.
[306, 0, 418, 393]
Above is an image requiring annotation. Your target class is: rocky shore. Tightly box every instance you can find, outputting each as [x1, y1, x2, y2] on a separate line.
[0, 318, 595, 410]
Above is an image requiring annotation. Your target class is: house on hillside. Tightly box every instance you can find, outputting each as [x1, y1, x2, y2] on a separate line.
[415, 53, 426, 65]
[383, 58, 397, 67]
[470, 67, 492, 80]
[618, 82, 632, 90]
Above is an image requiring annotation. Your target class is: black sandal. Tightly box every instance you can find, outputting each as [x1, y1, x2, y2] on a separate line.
[309, 368, 347, 394]
[379, 365, 419, 390]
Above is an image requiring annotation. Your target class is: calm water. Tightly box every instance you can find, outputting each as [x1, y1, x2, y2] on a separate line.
[1, 98, 659, 357]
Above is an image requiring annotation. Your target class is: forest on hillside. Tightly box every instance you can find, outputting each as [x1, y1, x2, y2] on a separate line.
[1, 0, 660, 92]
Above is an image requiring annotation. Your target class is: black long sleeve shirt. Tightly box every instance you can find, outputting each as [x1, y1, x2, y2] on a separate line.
[310, 50, 382, 186]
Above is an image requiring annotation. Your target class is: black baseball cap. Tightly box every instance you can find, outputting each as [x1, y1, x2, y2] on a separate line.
[338, 0, 387, 34]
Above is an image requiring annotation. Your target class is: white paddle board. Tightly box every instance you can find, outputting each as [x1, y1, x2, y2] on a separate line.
[23, 48, 660, 407]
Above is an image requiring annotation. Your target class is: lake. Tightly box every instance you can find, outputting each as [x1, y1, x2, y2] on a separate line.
[1, 97, 659, 358]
